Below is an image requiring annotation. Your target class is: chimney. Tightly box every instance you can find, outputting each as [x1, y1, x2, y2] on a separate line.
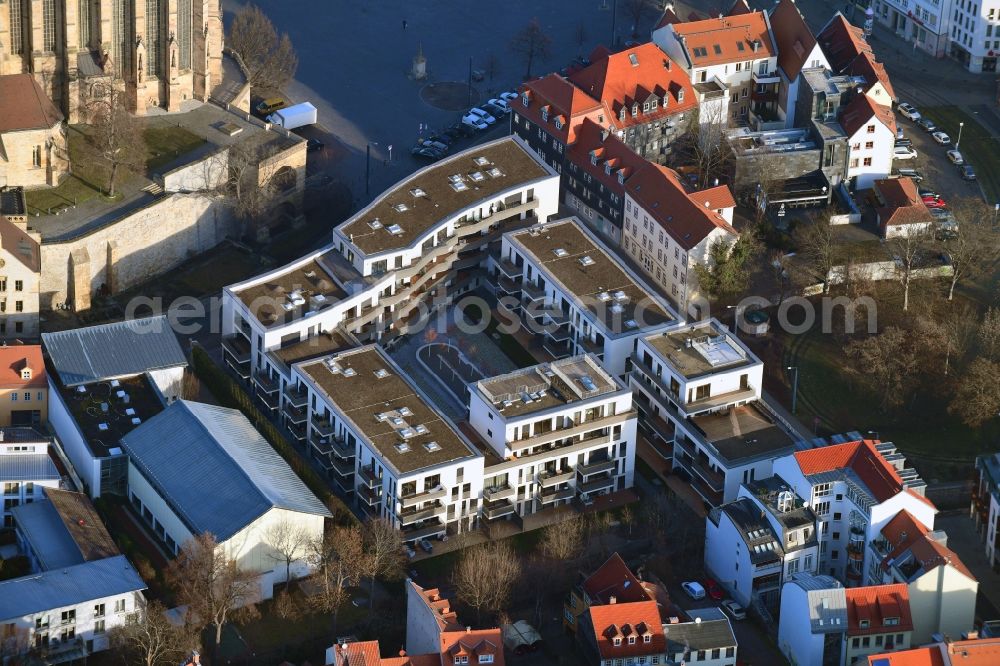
[610, 595, 617, 604]
[466, 626, 472, 633]
[753, 39, 760, 52]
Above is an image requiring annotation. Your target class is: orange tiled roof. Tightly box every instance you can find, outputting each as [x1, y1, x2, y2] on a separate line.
[692, 184, 737, 211]
[769, 0, 818, 81]
[845, 584, 913, 636]
[0, 345, 46, 389]
[588, 600, 666, 659]
[409, 581, 464, 633]
[879, 509, 974, 581]
[944, 637, 1000, 664]
[519, 74, 602, 144]
[0, 74, 64, 133]
[818, 14, 870, 72]
[874, 178, 933, 230]
[332, 641, 383, 666]
[866, 646, 945, 665]
[440, 629, 504, 666]
[381, 656, 441, 666]
[847, 52, 896, 101]
[673, 11, 775, 67]
[583, 552, 652, 605]
[839, 92, 896, 137]
[793, 440, 915, 504]
[565, 119, 646, 198]
[569, 43, 697, 128]
[625, 162, 736, 251]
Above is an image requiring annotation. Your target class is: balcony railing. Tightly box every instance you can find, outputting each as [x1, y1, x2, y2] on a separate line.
[538, 469, 574, 487]
[401, 520, 446, 542]
[399, 486, 447, 508]
[578, 458, 617, 477]
[577, 474, 615, 495]
[483, 483, 516, 501]
[253, 372, 280, 394]
[399, 503, 444, 526]
[358, 485, 381, 507]
[311, 415, 336, 437]
[359, 465, 379, 488]
[484, 499, 516, 520]
[284, 383, 308, 407]
[222, 336, 251, 364]
[540, 486, 575, 504]
[497, 259, 523, 278]
[282, 403, 308, 424]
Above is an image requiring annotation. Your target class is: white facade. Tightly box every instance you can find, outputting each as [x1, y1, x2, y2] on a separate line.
[0, 435, 59, 527]
[847, 116, 896, 190]
[875, 0, 955, 58]
[778, 577, 844, 666]
[947, 0, 1000, 71]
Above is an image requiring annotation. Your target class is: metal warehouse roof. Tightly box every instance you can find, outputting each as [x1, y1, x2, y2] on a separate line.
[0, 555, 145, 621]
[120, 401, 332, 541]
[9, 500, 84, 571]
[42, 315, 188, 387]
[0, 453, 59, 482]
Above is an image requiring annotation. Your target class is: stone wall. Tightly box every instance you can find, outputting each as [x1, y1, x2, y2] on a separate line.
[40, 193, 239, 310]
[159, 147, 229, 193]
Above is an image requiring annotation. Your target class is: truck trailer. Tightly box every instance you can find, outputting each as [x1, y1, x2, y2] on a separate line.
[266, 102, 317, 130]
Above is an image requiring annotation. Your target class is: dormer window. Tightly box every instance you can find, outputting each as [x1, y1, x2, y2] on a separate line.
[613, 638, 622, 646]
[859, 620, 870, 629]
[628, 636, 636, 645]
[677, 90, 684, 103]
[605, 163, 612, 176]
[619, 108, 626, 121]
[478, 656, 494, 664]
[651, 99, 658, 111]
[555, 117, 563, 129]
[663, 95, 669, 108]
[642, 102, 650, 113]
[541, 107, 549, 121]
[643, 635, 652, 644]
[590, 152, 598, 166]
[521, 93, 529, 107]
[617, 171, 625, 185]
[631, 104, 638, 117]
[885, 617, 899, 626]
[20, 368, 32, 380]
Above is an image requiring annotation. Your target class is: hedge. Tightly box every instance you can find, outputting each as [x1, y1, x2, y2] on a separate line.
[191, 346, 357, 526]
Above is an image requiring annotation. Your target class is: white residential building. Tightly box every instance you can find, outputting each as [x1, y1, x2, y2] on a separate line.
[778, 574, 848, 666]
[875, 0, 956, 58]
[972, 452, 1000, 568]
[119, 400, 332, 599]
[469, 354, 637, 522]
[291, 345, 484, 541]
[839, 93, 897, 190]
[772, 439, 937, 586]
[3, 488, 146, 658]
[948, 0, 1000, 71]
[0, 427, 60, 527]
[221, 135, 560, 425]
[706, 477, 819, 611]
[629, 318, 797, 506]
[41, 316, 188, 498]
[621, 163, 737, 316]
[490, 217, 678, 378]
[653, 9, 781, 127]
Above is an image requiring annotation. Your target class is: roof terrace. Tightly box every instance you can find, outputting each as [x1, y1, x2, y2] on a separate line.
[233, 252, 348, 328]
[644, 319, 757, 379]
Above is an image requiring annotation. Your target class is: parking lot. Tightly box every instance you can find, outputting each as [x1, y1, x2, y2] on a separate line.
[893, 108, 984, 203]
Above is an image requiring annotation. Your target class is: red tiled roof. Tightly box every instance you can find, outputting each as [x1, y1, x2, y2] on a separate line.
[881, 510, 930, 557]
[944, 637, 1000, 664]
[673, 11, 775, 66]
[818, 14, 870, 72]
[866, 646, 945, 666]
[654, 7, 681, 31]
[583, 552, 652, 605]
[0, 345, 46, 389]
[566, 118, 647, 197]
[625, 162, 736, 251]
[440, 629, 504, 666]
[569, 43, 697, 128]
[847, 52, 897, 102]
[409, 581, 464, 633]
[519, 74, 603, 144]
[880, 509, 974, 581]
[908, 533, 976, 581]
[874, 178, 933, 231]
[770, 0, 819, 81]
[381, 656, 441, 666]
[845, 584, 913, 636]
[0, 74, 64, 133]
[839, 92, 896, 137]
[692, 184, 737, 211]
[332, 640, 383, 666]
[793, 440, 909, 503]
[588, 600, 666, 659]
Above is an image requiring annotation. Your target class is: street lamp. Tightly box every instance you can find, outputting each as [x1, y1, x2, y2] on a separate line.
[993, 202, 999, 227]
[787, 366, 800, 415]
[956, 122, 965, 150]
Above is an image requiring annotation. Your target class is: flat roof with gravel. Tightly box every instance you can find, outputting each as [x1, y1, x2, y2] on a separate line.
[644, 319, 756, 379]
[337, 137, 550, 257]
[298, 346, 479, 476]
[507, 219, 674, 335]
[234, 252, 347, 328]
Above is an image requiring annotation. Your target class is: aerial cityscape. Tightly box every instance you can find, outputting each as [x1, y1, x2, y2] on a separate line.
[0, 0, 999, 664]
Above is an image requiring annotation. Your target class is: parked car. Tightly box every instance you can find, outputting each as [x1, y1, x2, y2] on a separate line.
[418, 139, 449, 153]
[681, 581, 706, 600]
[461, 114, 488, 130]
[918, 188, 938, 197]
[894, 138, 913, 148]
[896, 126, 905, 140]
[487, 98, 511, 113]
[897, 102, 921, 121]
[960, 164, 977, 180]
[412, 145, 445, 160]
[468, 107, 497, 125]
[924, 197, 948, 209]
[424, 133, 452, 146]
[916, 117, 938, 132]
[929, 208, 954, 220]
[405, 545, 416, 559]
[931, 131, 952, 145]
[306, 138, 326, 152]
[947, 149, 965, 165]
[449, 121, 478, 138]
[721, 600, 747, 620]
[893, 146, 918, 160]
[895, 168, 923, 182]
[418, 538, 434, 554]
[483, 102, 508, 118]
[255, 97, 286, 115]
[499, 91, 520, 103]
[704, 578, 724, 601]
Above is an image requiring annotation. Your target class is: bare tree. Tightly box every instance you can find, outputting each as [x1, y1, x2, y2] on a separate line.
[263, 520, 311, 588]
[948, 358, 1000, 428]
[587, 511, 615, 561]
[920, 303, 979, 376]
[307, 525, 366, 632]
[361, 517, 405, 611]
[794, 217, 837, 292]
[181, 371, 201, 401]
[225, 142, 291, 237]
[619, 505, 635, 539]
[677, 105, 734, 190]
[510, 18, 553, 79]
[980, 307, 1000, 362]
[84, 82, 145, 197]
[941, 199, 1000, 300]
[109, 601, 196, 666]
[454, 540, 521, 624]
[165, 533, 260, 652]
[227, 4, 298, 91]
[0, 623, 31, 661]
[621, 0, 656, 37]
[539, 515, 585, 561]
[885, 223, 937, 311]
[847, 326, 917, 411]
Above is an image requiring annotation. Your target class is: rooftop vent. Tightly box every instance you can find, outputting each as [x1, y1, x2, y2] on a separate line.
[613, 290, 628, 301]
[469, 171, 486, 182]
[131, 417, 142, 425]
[553, 248, 569, 258]
[474, 156, 490, 166]
[580, 375, 597, 392]
[400, 428, 416, 439]
[579, 255, 595, 267]
[597, 291, 611, 302]
[410, 187, 427, 197]
[375, 412, 388, 422]
[368, 219, 383, 230]
[424, 441, 441, 452]
[374, 368, 390, 379]
[386, 223, 404, 235]
[399, 406, 413, 417]
[487, 167, 504, 178]
[393, 203, 409, 212]
[450, 179, 469, 192]
[98, 423, 109, 431]
[625, 319, 638, 329]
[342, 367, 357, 377]
[414, 424, 429, 435]
[394, 442, 411, 453]
[391, 417, 405, 427]
[610, 303, 625, 313]
[628, 53, 639, 66]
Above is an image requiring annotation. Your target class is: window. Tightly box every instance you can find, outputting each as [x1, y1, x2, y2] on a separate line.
[61, 610, 75, 625]
[32, 145, 42, 168]
[643, 635, 651, 644]
[863, 157, 873, 166]
[178, 0, 193, 68]
[42, 0, 57, 52]
[478, 656, 494, 664]
[867, 124, 876, 133]
[628, 636, 636, 645]
[15, 301, 22, 313]
[850, 158, 859, 168]
[613, 637, 622, 646]
[114, 599, 126, 613]
[833, 512, 842, 521]
[23, 392, 30, 401]
[865, 141, 874, 149]
[94, 619, 106, 634]
[10, 393, 16, 402]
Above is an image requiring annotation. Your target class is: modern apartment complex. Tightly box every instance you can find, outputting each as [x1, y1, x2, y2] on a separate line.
[972, 451, 1000, 570]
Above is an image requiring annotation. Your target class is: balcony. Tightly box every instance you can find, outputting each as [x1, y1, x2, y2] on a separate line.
[577, 474, 615, 495]
[222, 335, 251, 364]
[359, 465, 379, 488]
[848, 544, 865, 562]
[329, 456, 354, 478]
[752, 69, 781, 84]
[258, 388, 280, 410]
[283, 402, 308, 424]
[358, 485, 381, 507]
[683, 387, 758, 416]
[483, 483, 516, 501]
[538, 469, 574, 487]
[674, 457, 725, 506]
[253, 372, 280, 394]
[674, 438, 725, 491]
[400, 486, 447, 509]
[498, 259, 523, 278]
[540, 486, 575, 504]
[484, 499, 516, 520]
[311, 415, 336, 437]
[578, 336, 603, 354]
[545, 325, 572, 342]
[401, 519, 446, 542]
[644, 412, 676, 445]
[284, 383, 308, 408]
[521, 280, 545, 303]
[578, 457, 617, 477]
[399, 503, 444, 526]
[542, 338, 572, 360]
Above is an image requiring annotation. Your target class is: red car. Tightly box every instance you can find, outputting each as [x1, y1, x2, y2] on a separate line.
[922, 194, 947, 206]
[923, 198, 948, 209]
[704, 578, 724, 600]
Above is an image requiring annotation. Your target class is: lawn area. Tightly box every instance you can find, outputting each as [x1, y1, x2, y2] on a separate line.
[24, 128, 115, 214]
[921, 106, 1000, 203]
[174, 244, 262, 296]
[144, 125, 207, 172]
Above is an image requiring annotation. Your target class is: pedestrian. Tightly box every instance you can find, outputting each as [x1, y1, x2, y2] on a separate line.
[402, 19, 408, 30]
